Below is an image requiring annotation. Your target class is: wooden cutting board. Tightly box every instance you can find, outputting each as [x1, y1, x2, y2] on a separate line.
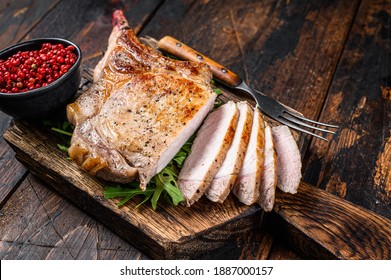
[4, 117, 264, 259]
[4, 101, 391, 259]
[3, 67, 391, 260]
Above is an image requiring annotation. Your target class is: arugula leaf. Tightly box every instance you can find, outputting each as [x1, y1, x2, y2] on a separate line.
[181, 140, 193, 153]
[136, 192, 154, 208]
[103, 163, 185, 210]
[213, 88, 222, 95]
[101, 146, 190, 209]
[57, 144, 69, 153]
[104, 186, 155, 207]
[155, 163, 184, 206]
[45, 119, 74, 149]
[173, 134, 195, 168]
[151, 183, 164, 210]
[173, 150, 187, 168]
[214, 99, 223, 108]
[61, 121, 74, 131]
[165, 53, 180, 60]
[51, 127, 73, 136]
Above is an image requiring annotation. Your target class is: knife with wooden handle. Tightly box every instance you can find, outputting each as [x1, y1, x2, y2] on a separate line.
[158, 35, 338, 141]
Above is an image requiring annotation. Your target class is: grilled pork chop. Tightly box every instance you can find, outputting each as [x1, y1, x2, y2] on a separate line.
[67, 10, 216, 189]
[178, 101, 239, 206]
[233, 108, 265, 205]
[205, 101, 253, 203]
[272, 125, 302, 193]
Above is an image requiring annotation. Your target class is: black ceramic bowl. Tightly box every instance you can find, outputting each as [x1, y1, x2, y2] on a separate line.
[0, 38, 82, 119]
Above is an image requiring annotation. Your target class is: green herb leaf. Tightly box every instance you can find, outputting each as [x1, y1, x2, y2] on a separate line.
[57, 144, 69, 153]
[155, 163, 184, 206]
[214, 99, 223, 108]
[165, 53, 180, 60]
[151, 183, 164, 210]
[163, 192, 174, 206]
[103, 162, 185, 209]
[162, 181, 184, 206]
[181, 141, 193, 153]
[136, 192, 154, 208]
[61, 121, 74, 131]
[104, 186, 155, 207]
[173, 134, 195, 168]
[213, 88, 222, 95]
[51, 127, 73, 136]
[173, 150, 187, 168]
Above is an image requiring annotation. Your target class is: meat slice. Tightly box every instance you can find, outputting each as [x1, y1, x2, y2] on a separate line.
[233, 108, 265, 205]
[178, 101, 239, 206]
[67, 11, 216, 190]
[272, 125, 302, 193]
[205, 101, 253, 203]
[258, 122, 277, 211]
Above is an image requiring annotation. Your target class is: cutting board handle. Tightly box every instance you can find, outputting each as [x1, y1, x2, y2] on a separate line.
[158, 36, 242, 87]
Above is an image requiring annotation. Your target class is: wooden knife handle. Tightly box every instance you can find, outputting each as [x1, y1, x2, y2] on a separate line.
[158, 36, 242, 87]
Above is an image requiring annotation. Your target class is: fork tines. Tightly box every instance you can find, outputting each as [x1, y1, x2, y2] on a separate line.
[278, 109, 339, 141]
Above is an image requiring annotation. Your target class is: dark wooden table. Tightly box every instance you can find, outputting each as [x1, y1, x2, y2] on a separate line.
[0, 0, 390, 260]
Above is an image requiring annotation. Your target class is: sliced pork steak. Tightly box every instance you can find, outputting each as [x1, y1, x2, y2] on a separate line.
[178, 101, 239, 206]
[67, 11, 216, 190]
[258, 122, 277, 211]
[205, 101, 253, 203]
[233, 108, 265, 205]
[272, 125, 302, 193]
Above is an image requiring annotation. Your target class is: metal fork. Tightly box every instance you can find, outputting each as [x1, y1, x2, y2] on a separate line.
[158, 36, 338, 141]
[237, 82, 338, 141]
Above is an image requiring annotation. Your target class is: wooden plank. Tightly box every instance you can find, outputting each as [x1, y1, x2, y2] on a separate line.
[0, 112, 27, 208]
[236, 214, 302, 260]
[5, 120, 391, 260]
[302, 0, 391, 218]
[0, 138, 27, 208]
[0, 174, 147, 260]
[0, 0, 61, 50]
[272, 183, 391, 259]
[237, 226, 275, 260]
[0, 112, 12, 135]
[3, 120, 262, 259]
[23, 0, 164, 69]
[267, 241, 302, 260]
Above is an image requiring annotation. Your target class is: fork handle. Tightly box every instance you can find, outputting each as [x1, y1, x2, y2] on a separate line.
[158, 36, 242, 87]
